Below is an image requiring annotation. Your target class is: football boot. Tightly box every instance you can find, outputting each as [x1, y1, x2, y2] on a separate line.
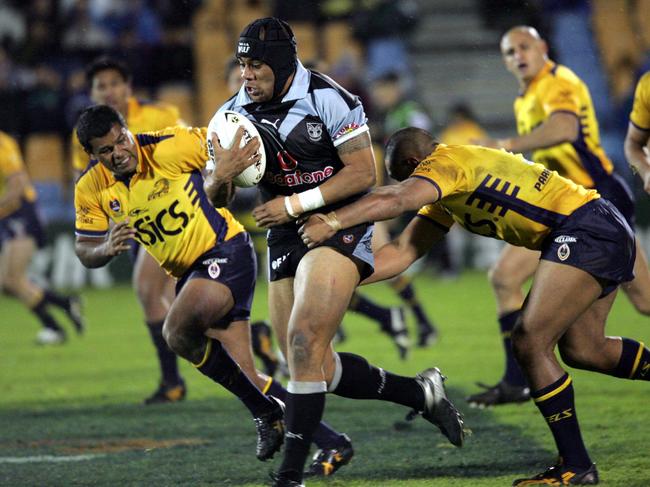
[254, 396, 285, 461]
[512, 461, 599, 485]
[143, 379, 187, 405]
[304, 434, 354, 477]
[466, 380, 531, 408]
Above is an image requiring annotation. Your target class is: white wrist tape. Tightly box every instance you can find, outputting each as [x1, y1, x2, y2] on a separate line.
[284, 196, 299, 218]
[297, 187, 325, 213]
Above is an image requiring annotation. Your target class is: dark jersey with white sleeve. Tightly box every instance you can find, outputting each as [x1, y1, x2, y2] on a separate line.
[216, 61, 370, 233]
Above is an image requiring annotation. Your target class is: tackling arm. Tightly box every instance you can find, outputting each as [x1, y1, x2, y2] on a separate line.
[624, 122, 650, 193]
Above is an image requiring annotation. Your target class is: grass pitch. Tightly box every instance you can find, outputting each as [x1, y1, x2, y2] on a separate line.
[1, 271, 648, 486]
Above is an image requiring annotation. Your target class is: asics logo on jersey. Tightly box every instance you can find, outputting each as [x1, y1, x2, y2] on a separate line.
[133, 199, 189, 246]
[261, 118, 280, 129]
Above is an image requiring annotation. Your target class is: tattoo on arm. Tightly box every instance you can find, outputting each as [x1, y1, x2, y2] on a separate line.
[337, 133, 371, 155]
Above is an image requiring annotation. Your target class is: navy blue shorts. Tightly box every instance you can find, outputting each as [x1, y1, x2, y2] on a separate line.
[594, 172, 636, 229]
[540, 198, 635, 296]
[267, 223, 375, 282]
[0, 201, 46, 248]
[176, 232, 257, 328]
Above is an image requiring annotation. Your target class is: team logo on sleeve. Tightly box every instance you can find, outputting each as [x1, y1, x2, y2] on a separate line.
[334, 123, 360, 140]
[342, 234, 355, 244]
[557, 243, 571, 261]
[109, 199, 121, 214]
[306, 122, 323, 141]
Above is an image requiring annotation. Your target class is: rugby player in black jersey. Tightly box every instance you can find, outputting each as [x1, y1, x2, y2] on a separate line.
[205, 17, 465, 487]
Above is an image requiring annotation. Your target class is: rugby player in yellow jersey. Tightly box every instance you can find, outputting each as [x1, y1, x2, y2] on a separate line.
[74, 57, 186, 405]
[0, 131, 84, 345]
[471, 26, 650, 408]
[73, 105, 363, 473]
[624, 71, 650, 192]
[300, 127, 650, 485]
[73, 104, 289, 463]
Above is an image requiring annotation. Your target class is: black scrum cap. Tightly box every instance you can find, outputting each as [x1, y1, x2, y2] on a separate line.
[237, 17, 297, 100]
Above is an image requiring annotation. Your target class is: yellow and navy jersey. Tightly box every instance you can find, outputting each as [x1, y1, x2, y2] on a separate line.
[0, 131, 37, 219]
[413, 144, 599, 249]
[74, 126, 244, 278]
[72, 97, 182, 172]
[514, 61, 613, 188]
[630, 71, 650, 131]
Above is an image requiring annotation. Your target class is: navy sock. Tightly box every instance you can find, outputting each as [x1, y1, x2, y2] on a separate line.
[332, 352, 424, 409]
[532, 373, 591, 469]
[146, 320, 182, 385]
[611, 338, 650, 380]
[31, 298, 63, 332]
[278, 386, 326, 483]
[499, 310, 527, 386]
[43, 290, 70, 311]
[195, 338, 272, 417]
[393, 277, 430, 326]
[348, 292, 391, 326]
[266, 378, 344, 449]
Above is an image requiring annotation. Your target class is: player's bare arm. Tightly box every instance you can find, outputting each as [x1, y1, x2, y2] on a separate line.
[299, 176, 439, 247]
[362, 216, 448, 285]
[204, 128, 260, 207]
[476, 112, 578, 152]
[75, 220, 136, 268]
[624, 122, 650, 193]
[252, 131, 376, 229]
[0, 171, 28, 212]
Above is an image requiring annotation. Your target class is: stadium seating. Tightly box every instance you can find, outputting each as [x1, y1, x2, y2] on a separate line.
[24, 133, 66, 184]
[157, 83, 197, 126]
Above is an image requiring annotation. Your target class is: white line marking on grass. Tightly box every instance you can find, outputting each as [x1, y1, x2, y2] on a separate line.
[0, 454, 105, 464]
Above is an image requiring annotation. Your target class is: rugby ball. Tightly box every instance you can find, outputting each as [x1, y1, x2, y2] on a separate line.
[207, 110, 266, 187]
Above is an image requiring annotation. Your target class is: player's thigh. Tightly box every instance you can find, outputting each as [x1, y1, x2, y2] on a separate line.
[169, 278, 234, 330]
[133, 248, 174, 300]
[291, 247, 360, 344]
[1, 237, 36, 281]
[521, 260, 604, 347]
[268, 277, 294, 356]
[489, 243, 540, 288]
[558, 289, 617, 364]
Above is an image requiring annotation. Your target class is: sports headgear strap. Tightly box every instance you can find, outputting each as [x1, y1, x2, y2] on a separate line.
[237, 17, 297, 100]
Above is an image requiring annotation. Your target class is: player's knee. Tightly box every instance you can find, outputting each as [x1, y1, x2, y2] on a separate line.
[510, 323, 536, 367]
[631, 298, 650, 316]
[288, 328, 319, 369]
[488, 263, 515, 293]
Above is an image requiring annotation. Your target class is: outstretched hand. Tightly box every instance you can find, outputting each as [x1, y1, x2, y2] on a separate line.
[106, 220, 136, 256]
[298, 213, 338, 248]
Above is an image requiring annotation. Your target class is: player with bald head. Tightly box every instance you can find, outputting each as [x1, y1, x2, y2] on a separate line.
[469, 25, 650, 409]
[300, 126, 650, 485]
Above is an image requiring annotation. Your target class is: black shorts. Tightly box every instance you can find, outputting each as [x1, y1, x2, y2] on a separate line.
[594, 172, 635, 229]
[0, 202, 46, 249]
[540, 198, 635, 296]
[176, 232, 257, 328]
[267, 223, 375, 282]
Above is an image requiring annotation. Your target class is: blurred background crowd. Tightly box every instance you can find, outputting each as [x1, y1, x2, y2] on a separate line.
[1, 0, 649, 280]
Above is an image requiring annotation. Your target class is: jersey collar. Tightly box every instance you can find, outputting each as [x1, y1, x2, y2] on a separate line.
[232, 60, 311, 107]
[520, 60, 555, 97]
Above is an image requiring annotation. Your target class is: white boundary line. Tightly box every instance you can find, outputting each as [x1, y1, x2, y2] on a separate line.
[0, 454, 105, 464]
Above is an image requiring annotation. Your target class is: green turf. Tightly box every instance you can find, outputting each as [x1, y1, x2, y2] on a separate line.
[1, 271, 648, 486]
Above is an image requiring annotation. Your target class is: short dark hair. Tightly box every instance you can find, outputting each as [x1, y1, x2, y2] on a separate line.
[76, 105, 126, 153]
[385, 127, 436, 181]
[85, 56, 131, 87]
